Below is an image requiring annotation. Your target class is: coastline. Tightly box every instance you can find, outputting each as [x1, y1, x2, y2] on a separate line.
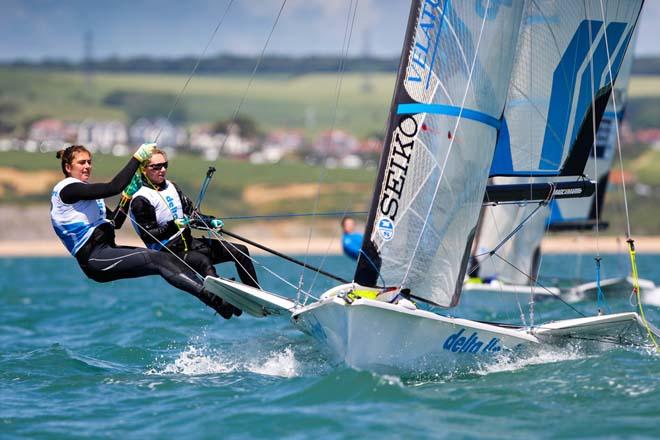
[3, 203, 660, 257]
[2, 235, 660, 257]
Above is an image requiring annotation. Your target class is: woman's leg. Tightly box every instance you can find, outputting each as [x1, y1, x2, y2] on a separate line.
[202, 238, 260, 289]
[81, 243, 234, 318]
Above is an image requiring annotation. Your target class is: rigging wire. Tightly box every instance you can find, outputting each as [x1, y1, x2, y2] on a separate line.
[153, 0, 236, 143]
[297, 0, 361, 298]
[220, 210, 368, 221]
[214, 0, 289, 157]
[190, 213, 321, 303]
[491, 253, 586, 318]
[598, 0, 658, 350]
[586, 15, 609, 315]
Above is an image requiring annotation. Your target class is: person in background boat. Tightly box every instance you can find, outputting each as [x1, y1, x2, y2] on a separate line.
[341, 216, 363, 260]
[129, 150, 260, 302]
[50, 144, 237, 320]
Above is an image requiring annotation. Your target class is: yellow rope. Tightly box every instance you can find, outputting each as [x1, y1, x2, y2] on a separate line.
[627, 239, 659, 351]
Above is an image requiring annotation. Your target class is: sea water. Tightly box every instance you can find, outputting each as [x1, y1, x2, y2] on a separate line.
[1, 254, 659, 439]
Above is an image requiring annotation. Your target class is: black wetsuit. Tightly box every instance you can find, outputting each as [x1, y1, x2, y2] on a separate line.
[57, 158, 233, 318]
[129, 179, 260, 289]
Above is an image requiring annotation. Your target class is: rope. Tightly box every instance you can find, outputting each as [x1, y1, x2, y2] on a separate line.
[154, 0, 236, 143]
[594, 257, 611, 315]
[220, 210, 368, 221]
[117, 206, 204, 282]
[190, 213, 321, 303]
[627, 239, 659, 351]
[298, 0, 360, 292]
[492, 253, 586, 318]
[215, 0, 288, 157]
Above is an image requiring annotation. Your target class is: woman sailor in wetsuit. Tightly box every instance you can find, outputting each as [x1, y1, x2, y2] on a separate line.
[50, 144, 236, 319]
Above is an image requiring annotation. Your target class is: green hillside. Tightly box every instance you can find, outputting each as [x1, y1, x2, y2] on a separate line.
[0, 150, 376, 220]
[0, 68, 395, 139]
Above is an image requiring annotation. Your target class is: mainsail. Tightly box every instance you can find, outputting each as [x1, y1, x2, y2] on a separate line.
[473, 1, 642, 284]
[354, 1, 526, 307]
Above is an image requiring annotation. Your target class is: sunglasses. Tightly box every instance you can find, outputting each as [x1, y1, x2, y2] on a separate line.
[147, 162, 168, 170]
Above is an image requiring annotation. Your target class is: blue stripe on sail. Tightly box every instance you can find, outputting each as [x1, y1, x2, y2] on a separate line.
[489, 117, 513, 175]
[604, 110, 625, 120]
[425, 0, 450, 91]
[396, 103, 501, 129]
[566, 22, 626, 156]
[606, 25, 633, 83]
[489, 117, 561, 176]
[539, 20, 602, 171]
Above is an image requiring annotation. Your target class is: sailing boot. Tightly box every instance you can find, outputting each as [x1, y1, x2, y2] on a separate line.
[193, 288, 235, 319]
[206, 271, 243, 318]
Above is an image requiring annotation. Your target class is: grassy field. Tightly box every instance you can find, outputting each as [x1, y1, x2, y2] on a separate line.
[1, 68, 659, 233]
[0, 68, 395, 138]
[627, 149, 660, 189]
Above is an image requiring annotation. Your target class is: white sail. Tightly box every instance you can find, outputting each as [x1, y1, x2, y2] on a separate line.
[474, 1, 642, 284]
[355, 1, 526, 307]
[548, 30, 638, 227]
[490, 0, 642, 177]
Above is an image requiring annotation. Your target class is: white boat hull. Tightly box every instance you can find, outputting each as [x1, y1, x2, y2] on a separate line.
[291, 295, 537, 372]
[567, 277, 658, 303]
[463, 281, 560, 297]
[204, 277, 659, 373]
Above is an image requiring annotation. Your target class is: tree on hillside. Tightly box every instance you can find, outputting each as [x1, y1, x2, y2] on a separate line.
[212, 114, 260, 138]
[0, 100, 20, 134]
[103, 90, 187, 124]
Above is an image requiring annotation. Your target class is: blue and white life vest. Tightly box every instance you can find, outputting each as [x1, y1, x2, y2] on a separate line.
[50, 177, 109, 255]
[130, 180, 184, 249]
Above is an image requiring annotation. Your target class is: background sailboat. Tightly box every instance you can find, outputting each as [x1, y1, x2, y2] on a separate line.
[466, 1, 650, 306]
[204, 0, 658, 372]
[545, 31, 658, 301]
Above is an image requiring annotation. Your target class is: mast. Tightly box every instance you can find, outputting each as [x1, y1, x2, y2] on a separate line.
[354, 0, 526, 307]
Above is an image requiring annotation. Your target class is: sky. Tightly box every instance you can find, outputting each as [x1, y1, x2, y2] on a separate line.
[1, 0, 659, 62]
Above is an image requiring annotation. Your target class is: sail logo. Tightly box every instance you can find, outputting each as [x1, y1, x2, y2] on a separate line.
[379, 115, 418, 221]
[407, 0, 443, 87]
[443, 329, 501, 354]
[554, 188, 583, 196]
[377, 218, 395, 241]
